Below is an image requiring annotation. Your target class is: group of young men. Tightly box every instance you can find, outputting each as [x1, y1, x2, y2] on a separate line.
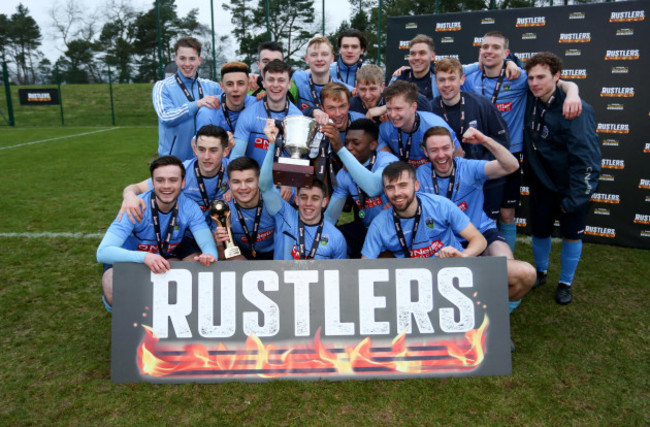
[97, 28, 601, 317]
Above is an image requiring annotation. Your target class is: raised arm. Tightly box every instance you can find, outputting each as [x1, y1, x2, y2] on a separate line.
[462, 127, 519, 179]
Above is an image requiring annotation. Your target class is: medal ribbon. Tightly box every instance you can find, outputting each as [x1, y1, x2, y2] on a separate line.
[392, 197, 422, 258]
[150, 192, 179, 257]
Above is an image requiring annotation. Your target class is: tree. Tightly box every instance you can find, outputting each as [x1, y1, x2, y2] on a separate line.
[97, 0, 138, 83]
[7, 4, 42, 84]
[222, 0, 257, 65]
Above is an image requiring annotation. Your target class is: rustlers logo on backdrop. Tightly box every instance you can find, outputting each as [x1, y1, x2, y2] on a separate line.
[520, 186, 530, 196]
[585, 226, 616, 238]
[639, 179, 650, 189]
[601, 87, 634, 97]
[515, 217, 527, 228]
[609, 10, 645, 22]
[559, 33, 591, 43]
[612, 67, 629, 74]
[616, 28, 634, 36]
[441, 37, 454, 44]
[591, 193, 621, 204]
[436, 22, 461, 32]
[565, 49, 581, 56]
[522, 33, 536, 40]
[644, 143, 650, 153]
[634, 214, 650, 225]
[481, 18, 495, 24]
[569, 12, 585, 20]
[473, 37, 483, 47]
[516, 17, 545, 27]
[597, 123, 630, 134]
[561, 69, 587, 79]
[513, 52, 537, 62]
[605, 50, 640, 60]
[601, 159, 625, 169]
[399, 41, 410, 50]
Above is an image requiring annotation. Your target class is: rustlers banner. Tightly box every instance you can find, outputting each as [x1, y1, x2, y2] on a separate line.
[18, 88, 60, 106]
[111, 258, 511, 383]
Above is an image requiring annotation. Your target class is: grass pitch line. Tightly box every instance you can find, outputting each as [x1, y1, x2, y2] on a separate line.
[0, 128, 119, 151]
[0, 232, 104, 239]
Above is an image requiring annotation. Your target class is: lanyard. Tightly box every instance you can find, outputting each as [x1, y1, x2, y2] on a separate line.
[263, 96, 290, 119]
[356, 151, 377, 218]
[481, 62, 507, 105]
[529, 95, 555, 150]
[431, 158, 457, 200]
[193, 160, 223, 211]
[233, 196, 264, 258]
[336, 58, 363, 82]
[220, 93, 234, 132]
[308, 75, 331, 109]
[150, 192, 178, 257]
[392, 197, 422, 258]
[175, 73, 203, 102]
[409, 68, 433, 99]
[438, 95, 466, 140]
[298, 217, 325, 260]
[397, 113, 420, 162]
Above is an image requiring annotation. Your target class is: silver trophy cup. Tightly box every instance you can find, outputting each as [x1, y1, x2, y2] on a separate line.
[281, 115, 318, 161]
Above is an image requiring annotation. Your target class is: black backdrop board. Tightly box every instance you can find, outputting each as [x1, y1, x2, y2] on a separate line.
[387, 1, 649, 249]
[18, 88, 60, 106]
[111, 258, 511, 384]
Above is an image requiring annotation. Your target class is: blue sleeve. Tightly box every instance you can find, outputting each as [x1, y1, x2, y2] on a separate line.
[152, 80, 198, 126]
[97, 231, 146, 264]
[324, 193, 346, 224]
[361, 220, 384, 259]
[193, 227, 219, 258]
[461, 62, 480, 76]
[337, 148, 384, 196]
[195, 107, 216, 133]
[259, 142, 283, 215]
[231, 138, 247, 159]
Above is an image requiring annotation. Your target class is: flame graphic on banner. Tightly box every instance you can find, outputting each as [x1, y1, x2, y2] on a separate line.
[137, 316, 489, 379]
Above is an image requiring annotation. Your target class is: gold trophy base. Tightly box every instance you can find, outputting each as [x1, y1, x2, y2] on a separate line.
[273, 161, 314, 188]
[223, 244, 242, 259]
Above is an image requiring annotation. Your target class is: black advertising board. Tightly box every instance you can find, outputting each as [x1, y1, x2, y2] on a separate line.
[111, 258, 511, 383]
[18, 88, 60, 106]
[387, 1, 649, 249]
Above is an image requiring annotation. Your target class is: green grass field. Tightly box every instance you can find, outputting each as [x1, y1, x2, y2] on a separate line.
[0, 125, 649, 425]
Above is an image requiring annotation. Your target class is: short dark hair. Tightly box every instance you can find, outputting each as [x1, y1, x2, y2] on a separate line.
[348, 118, 379, 142]
[382, 161, 415, 184]
[258, 41, 284, 57]
[525, 51, 563, 76]
[150, 155, 186, 179]
[174, 37, 202, 56]
[384, 80, 419, 105]
[422, 126, 453, 147]
[298, 178, 326, 196]
[409, 34, 434, 52]
[195, 125, 229, 149]
[221, 61, 250, 78]
[338, 29, 367, 52]
[482, 31, 509, 50]
[227, 156, 260, 178]
[263, 60, 293, 78]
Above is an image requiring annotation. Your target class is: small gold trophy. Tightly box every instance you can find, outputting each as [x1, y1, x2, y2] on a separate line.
[209, 200, 242, 259]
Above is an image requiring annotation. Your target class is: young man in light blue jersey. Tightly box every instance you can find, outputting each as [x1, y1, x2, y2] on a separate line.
[362, 161, 486, 259]
[417, 126, 535, 311]
[329, 29, 366, 87]
[261, 120, 348, 260]
[196, 62, 257, 136]
[97, 156, 218, 310]
[153, 37, 222, 161]
[323, 118, 398, 258]
[462, 31, 583, 253]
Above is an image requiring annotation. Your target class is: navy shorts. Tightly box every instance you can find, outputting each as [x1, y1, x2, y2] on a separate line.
[501, 152, 522, 209]
[461, 227, 505, 253]
[483, 177, 506, 219]
[529, 179, 587, 240]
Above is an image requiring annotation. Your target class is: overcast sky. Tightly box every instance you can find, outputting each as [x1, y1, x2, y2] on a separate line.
[2, 0, 353, 63]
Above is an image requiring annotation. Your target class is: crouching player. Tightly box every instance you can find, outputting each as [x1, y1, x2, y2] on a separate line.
[416, 126, 535, 311]
[97, 156, 218, 311]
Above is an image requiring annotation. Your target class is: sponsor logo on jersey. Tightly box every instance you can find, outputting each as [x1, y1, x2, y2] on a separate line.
[520, 186, 530, 196]
[611, 66, 629, 74]
[240, 229, 274, 244]
[616, 28, 634, 36]
[457, 201, 468, 212]
[435, 22, 461, 32]
[605, 49, 640, 60]
[410, 240, 444, 258]
[559, 33, 591, 43]
[399, 40, 410, 50]
[522, 33, 537, 40]
[633, 214, 650, 225]
[569, 12, 585, 20]
[405, 23, 418, 29]
[481, 18, 495, 24]
[606, 104, 624, 111]
[609, 10, 645, 22]
[565, 49, 581, 56]
[473, 37, 483, 47]
[602, 139, 620, 147]
[254, 136, 270, 150]
[601, 87, 634, 97]
[137, 242, 179, 254]
[561, 69, 587, 79]
[591, 193, 620, 204]
[355, 196, 384, 210]
[516, 16, 546, 27]
[594, 208, 610, 216]
[408, 158, 430, 168]
[596, 123, 630, 134]
[601, 159, 625, 169]
[639, 179, 650, 189]
[495, 102, 513, 113]
[441, 37, 454, 44]
[599, 174, 615, 182]
[425, 217, 434, 229]
[585, 226, 616, 238]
